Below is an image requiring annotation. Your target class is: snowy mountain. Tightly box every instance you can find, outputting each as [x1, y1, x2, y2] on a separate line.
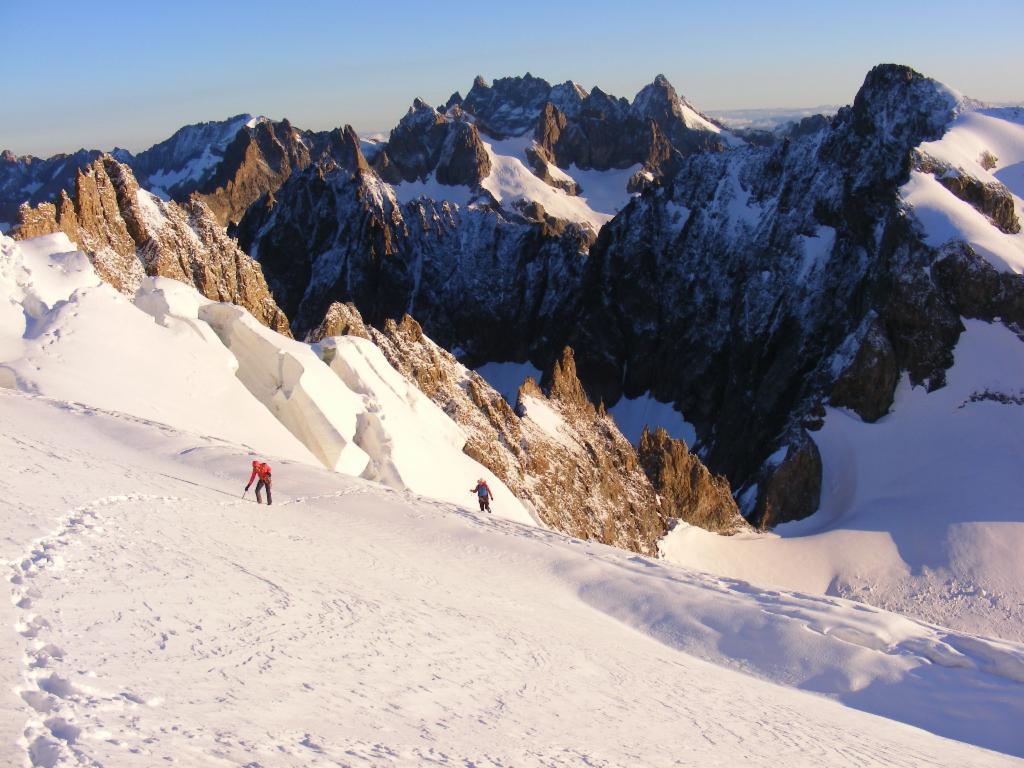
[124, 113, 256, 199]
[240, 65, 1024, 519]
[3, 234, 1024, 764]
[1, 114, 319, 232]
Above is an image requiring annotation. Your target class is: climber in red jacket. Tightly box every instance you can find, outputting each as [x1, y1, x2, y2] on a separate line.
[245, 460, 273, 505]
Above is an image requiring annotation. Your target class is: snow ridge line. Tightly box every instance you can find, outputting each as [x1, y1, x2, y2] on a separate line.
[9, 494, 181, 768]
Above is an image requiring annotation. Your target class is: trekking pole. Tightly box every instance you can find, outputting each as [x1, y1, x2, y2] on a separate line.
[241, 489, 249, 500]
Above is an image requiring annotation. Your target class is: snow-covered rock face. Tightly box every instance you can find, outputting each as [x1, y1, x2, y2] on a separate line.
[1, 114, 318, 230]
[12, 155, 291, 335]
[236, 149, 594, 343]
[127, 113, 255, 198]
[563, 64, 1024, 526]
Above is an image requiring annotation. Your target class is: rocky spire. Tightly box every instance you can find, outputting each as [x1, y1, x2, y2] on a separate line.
[328, 125, 370, 175]
[548, 346, 591, 410]
[638, 426, 747, 534]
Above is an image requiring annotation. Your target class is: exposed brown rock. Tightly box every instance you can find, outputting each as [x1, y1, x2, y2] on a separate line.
[305, 301, 372, 342]
[435, 122, 492, 187]
[13, 155, 290, 335]
[14, 201, 61, 240]
[535, 103, 568, 159]
[312, 303, 743, 554]
[638, 426, 748, 534]
[932, 241, 1024, 329]
[750, 432, 822, 529]
[371, 99, 490, 187]
[194, 119, 312, 226]
[524, 143, 579, 195]
[548, 346, 590, 409]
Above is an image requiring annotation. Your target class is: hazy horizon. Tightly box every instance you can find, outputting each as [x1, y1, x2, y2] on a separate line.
[3, 0, 1022, 158]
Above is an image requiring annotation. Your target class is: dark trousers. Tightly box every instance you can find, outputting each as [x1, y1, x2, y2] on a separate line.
[256, 478, 272, 505]
[478, 495, 490, 512]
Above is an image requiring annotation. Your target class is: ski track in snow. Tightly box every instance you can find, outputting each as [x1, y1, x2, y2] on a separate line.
[10, 494, 183, 767]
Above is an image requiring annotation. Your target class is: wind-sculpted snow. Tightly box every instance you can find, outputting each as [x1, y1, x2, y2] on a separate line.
[2, 388, 1023, 765]
[0, 233, 314, 462]
[199, 302, 373, 476]
[317, 335, 532, 522]
[0, 233, 529, 523]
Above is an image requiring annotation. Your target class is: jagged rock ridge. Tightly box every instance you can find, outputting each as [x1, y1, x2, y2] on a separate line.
[237, 135, 593, 342]
[307, 302, 748, 552]
[12, 155, 290, 335]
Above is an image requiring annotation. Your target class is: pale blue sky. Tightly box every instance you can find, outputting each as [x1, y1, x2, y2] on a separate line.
[2, 0, 1021, 157]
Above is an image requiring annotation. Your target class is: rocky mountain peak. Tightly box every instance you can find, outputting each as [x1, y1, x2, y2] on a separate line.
[130, 114, 253, 185]
[13, 155, 290, 335]
[851, 63, 960, 140]
[187, 117, 312, 226]
[462, 73, 557, 137]
[306, 301, 371, 342]
[374, 100, 489, 186]
[636, 73, 679, 104]
[329, 125, 370, 176]
[549, 81, 588, 115]
[821, 63, 961, 191]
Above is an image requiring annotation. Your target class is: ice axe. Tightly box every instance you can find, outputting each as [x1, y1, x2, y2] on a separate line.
[241, 488, 249, 501]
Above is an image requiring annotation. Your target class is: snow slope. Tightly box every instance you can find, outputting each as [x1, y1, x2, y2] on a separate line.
[901, 106, 1024, 272]
[3, 388, 1024, 766]
[0, 233, 529, 524]
[662, 319, 1024, 642]
[390, 134, 638, 233]
[481, 136, 637, 231]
